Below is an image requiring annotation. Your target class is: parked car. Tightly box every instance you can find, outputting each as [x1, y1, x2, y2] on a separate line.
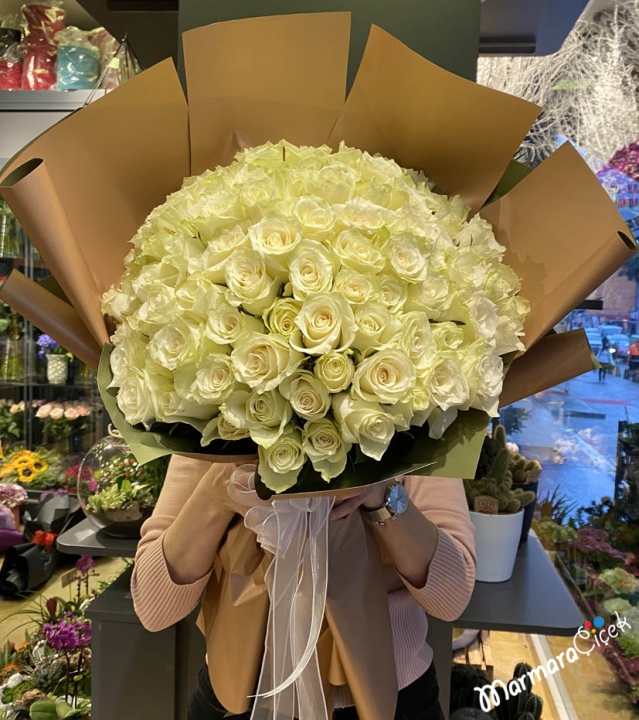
[609, 333, 631, 359]
[600, 325, 624, 338]
[584, 328, 603, 355]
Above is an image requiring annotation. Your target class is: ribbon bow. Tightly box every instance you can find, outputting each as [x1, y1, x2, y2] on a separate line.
[33, 530, 57, 551]
[230, 466, 334, 720]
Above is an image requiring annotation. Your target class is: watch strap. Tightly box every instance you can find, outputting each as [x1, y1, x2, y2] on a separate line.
[362, 504, 394, 525]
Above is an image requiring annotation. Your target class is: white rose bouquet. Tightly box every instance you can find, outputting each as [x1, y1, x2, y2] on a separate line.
[0, 14, 632, 500]
[102, 140, 528, 493]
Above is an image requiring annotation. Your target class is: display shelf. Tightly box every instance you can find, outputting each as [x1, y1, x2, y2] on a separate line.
[57, 516, 138, 558]
[0, 89, 107, 112]
[0, 382, 94, 389]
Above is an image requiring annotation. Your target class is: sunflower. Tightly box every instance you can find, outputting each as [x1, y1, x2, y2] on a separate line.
[31, 459, 48, 474]
[18, 467, 34, 482]
[13, 454, 34, 467]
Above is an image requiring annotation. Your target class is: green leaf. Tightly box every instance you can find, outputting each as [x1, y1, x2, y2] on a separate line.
[29, 700, 58, 720]
[120, 478, 133, 494]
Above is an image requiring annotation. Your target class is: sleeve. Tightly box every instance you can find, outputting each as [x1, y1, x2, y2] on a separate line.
[400, 475, 477, 622]
[131, 455, 228, 632]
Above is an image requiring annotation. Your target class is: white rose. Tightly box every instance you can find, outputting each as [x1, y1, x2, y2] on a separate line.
[494, 296, 529, 354]
[422, 356, 470, 411]
[448, 248, 487, 290]
[336, 197, 394, 232]
[461, 343, 504, 417]
[263, 298, 302, 338]
[353, 302, 401, 354]
[174, 355, 236, 405]
[359, 151, 403, 183]
[332, 229, 385, 274]
[431, 321, 465, 351]
[289, 240, 335, 300]
[50, 407, 64, 420]
[483, 265, 522, 303]
[155, 389, 215, 427]
[385, 233, 428, 283]
[351, 349, 416, 405]
[332, 394, 411, 461]
[205, 297, 265, 345]
[397, 311, 435, 370]
[175, 273, 214, 320]
[303, 418, 351, 481]
[231, 332, 303, 392]
[224, 388, 292, 448]
[134, 283, 177, 329]
[258, 428, 306, 493]
[454, 216, 504, 260]
[404, 274, 454, 318]
[109, 330, 148, 386]
[101, 287, 131, 322]
[201, 414, 250, 445]
[148, 318, 201, 371]
[238, 168, 278, 209]
[378, 274, 408, 313]
[131, 257, 188, 299]
[116, 372, 157, 428]
[200, 226, 250, 283]
[291, 292, 357, 356]
[224, 249, 281, 315]
[248, 213, 302, 262]
[465, 293, 500, 342]
[313, 351, 355, 393]
[294, 196, 336, 239]
[280, 370, 331, 421]
[307, 163, 357, 204]
[333, 269, 381, 306]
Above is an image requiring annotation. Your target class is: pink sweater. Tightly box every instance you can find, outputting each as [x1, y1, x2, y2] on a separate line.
[131, 457, 476, 705]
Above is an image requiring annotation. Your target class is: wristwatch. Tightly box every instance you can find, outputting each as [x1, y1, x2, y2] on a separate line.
[362, 482, 409, 526]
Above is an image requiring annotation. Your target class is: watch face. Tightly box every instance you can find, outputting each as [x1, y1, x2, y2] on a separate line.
[387, 484, 409, 516]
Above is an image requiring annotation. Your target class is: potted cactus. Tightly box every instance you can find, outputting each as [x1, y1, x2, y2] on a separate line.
[464, 431, 536, 582]
[493, 663, 544, 720]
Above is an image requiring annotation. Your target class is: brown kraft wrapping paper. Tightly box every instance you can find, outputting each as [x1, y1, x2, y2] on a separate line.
[0, 14, 635, 719]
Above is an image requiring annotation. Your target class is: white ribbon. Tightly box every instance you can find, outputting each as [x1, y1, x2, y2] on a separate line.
[230, 466, 334, 720]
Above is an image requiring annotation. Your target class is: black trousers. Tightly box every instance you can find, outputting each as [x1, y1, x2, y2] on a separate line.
[187, 662, 445, 720]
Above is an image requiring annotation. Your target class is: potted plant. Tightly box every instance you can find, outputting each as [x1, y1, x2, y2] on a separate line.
[464, 439, 536, 582]
[36, 402, 92, 454]
[36, 335, 73, 386]
[492, 663, 544, 720]
[78, 435, 169, 538]
[0, 482, 27, 527]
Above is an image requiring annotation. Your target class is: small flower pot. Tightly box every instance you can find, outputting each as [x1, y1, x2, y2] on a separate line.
[470, 509, 524, 583]
[46, 354, 68, 385]
[515, 481, 538, 544]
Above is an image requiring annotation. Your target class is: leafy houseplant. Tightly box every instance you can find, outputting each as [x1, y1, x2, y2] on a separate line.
[80, 435, 169, 538]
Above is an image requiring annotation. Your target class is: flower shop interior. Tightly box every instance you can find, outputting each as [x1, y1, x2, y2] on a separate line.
[1, 0, 639, 719]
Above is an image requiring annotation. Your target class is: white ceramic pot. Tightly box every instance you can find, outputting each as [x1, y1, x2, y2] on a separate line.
[470, 509, 524, 583]
[46, 354, 68, 385]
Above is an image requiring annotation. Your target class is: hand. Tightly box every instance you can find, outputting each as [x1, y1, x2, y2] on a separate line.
[329, 481, 392, 521]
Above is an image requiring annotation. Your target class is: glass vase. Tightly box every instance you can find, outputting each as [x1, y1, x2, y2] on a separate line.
[0, 337, 23, 382]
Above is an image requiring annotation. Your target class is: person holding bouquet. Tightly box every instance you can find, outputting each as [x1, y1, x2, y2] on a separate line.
[131, 456, 475, 720]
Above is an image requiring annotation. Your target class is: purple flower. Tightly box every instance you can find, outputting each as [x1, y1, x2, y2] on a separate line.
[36, 334, 60, 359]
[0, 483, 28, 508]
[76, 555, 95, 576]
[42, 616, 91, 651]
[87, 478, 98, 493]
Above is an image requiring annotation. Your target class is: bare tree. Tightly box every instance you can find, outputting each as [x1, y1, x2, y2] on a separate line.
[477, 0, 639, 169]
